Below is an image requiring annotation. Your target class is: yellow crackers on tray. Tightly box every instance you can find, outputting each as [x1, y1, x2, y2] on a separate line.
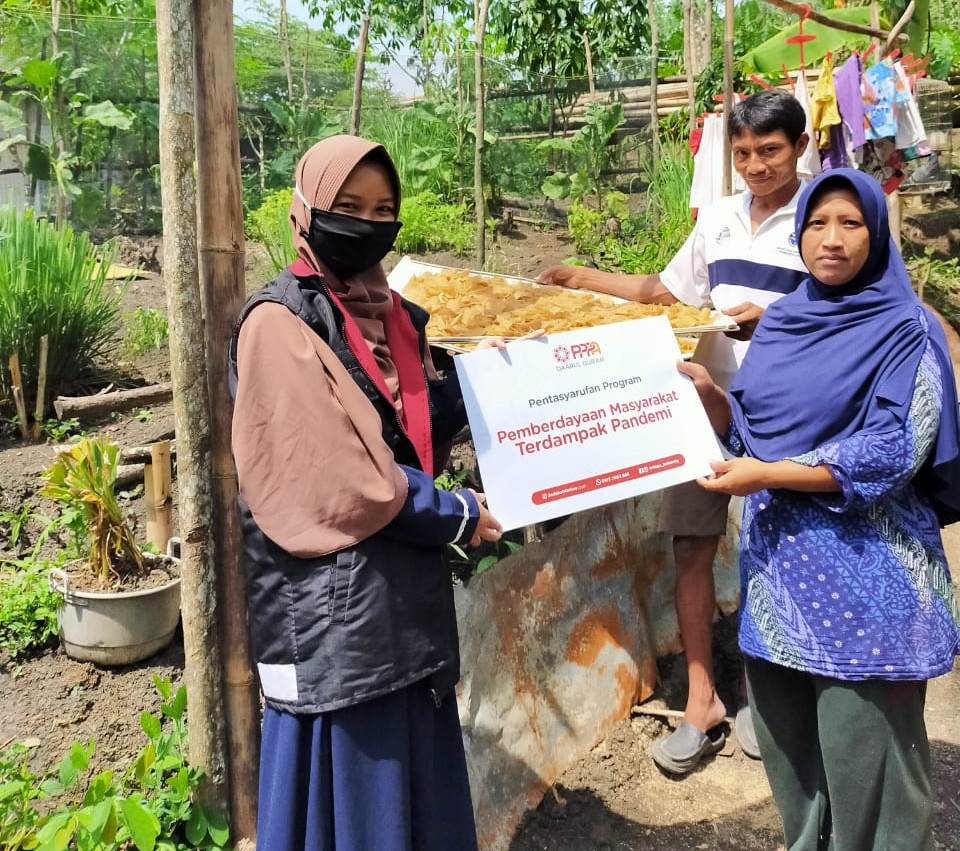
[403, 269, 715, 339]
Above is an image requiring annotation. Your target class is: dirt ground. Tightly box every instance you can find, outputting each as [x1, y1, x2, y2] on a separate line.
[2, 221, 960, 849]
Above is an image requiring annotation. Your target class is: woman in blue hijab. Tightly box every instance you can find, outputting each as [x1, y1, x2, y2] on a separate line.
[682, 168, 960, 850]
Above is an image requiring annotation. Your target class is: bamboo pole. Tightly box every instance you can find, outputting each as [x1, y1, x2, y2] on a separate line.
[154, 0, 230, 821]
[682, 0, 696, 132]
[761, 0, 890, 39]
[722, 0, 734, 196]
[8, 354, 29, 441]
[582, 32, 596, 95]
[350, 14, 371, 136]
[474, 0, 492, 268]
[144, 440, 173, 552]
[648, 0, 659, 162]
[31, 335, 49, 441]
[192, 0, 260, 842]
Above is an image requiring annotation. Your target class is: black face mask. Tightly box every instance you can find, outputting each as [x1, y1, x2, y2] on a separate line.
[305, 208, 402, 278]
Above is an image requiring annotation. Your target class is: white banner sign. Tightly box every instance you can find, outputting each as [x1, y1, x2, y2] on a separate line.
[454, 316, 723, 530]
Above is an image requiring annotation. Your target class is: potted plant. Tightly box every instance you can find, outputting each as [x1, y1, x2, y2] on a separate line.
[42, 437, 181, 666]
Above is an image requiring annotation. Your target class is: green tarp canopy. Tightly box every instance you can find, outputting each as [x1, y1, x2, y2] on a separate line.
[741, 7, 890, 74]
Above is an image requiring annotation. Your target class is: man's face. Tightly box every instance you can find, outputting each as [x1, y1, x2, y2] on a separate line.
[731, 129, 807, 198]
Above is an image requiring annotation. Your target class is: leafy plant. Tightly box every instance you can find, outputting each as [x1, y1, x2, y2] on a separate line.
[0, 557, 60, 658]
[0, 677, 231, 851]
[42, 417, 83, 443]
[0, 742, 45, 847]
[538, 102, 625, 207]
[563, 140, 694, 275]
[0, 502, 32, 550]
[0, 52, 133, 217]
[41, 437, 144, 587]
[566, 202, 606, 255]
[246, 188, 296, 276]
[0, 206, 122, 408]
[394, 192, 474, 254]
[123, 308, 169, 358]
[434, 469, 470, 492]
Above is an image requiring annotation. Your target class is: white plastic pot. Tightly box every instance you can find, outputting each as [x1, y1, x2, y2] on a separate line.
[48, 547, 181, 667]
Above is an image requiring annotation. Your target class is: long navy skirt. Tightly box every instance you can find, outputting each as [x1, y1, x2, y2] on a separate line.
[256, 680, 478, 851]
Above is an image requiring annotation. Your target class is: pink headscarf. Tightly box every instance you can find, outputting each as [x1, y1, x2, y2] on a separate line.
[290, 135, 403, 401]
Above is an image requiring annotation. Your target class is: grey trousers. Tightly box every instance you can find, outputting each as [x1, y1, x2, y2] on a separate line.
[745, 656, 932, 851]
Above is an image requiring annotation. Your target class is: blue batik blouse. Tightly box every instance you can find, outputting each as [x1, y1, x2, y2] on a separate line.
[726, 343, 960, 680]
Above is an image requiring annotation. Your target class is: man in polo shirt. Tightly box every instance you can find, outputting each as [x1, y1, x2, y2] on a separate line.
[538, 90, 809, 775]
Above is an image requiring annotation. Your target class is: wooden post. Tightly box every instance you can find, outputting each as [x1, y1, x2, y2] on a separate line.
[350, 14, 371, 136]
[722, 0, 734, 196]
[704, 0, 713, 67]
[31, 335, 49, 441]
[144, 440, 173, 552]
[648, 0, 659, 161]
[582, 32, 595, 95]
[8, 354, 29, 441]
[192, 0, 260, 842]
[155, 0, 230, 821]
[474, 0, 492, 268]
[682, 0, 696, 132]
[870, 1, 881, 59]
[456, 36, 466, 205]
[279, 0, 294, 100]
[887, 190, 903, 250]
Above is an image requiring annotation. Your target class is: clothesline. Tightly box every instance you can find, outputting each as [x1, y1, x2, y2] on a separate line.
[689, 52, 931, 209]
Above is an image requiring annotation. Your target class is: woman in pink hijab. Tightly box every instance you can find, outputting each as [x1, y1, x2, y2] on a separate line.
[230, 135, 502, 851]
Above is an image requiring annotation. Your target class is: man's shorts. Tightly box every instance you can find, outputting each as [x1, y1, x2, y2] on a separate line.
[657, 479, 731, 538]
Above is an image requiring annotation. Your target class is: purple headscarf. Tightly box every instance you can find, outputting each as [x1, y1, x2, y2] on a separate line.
[729, 168, 960, 525]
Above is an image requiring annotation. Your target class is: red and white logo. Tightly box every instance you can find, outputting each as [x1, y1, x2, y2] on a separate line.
[553, 345, 572, 364]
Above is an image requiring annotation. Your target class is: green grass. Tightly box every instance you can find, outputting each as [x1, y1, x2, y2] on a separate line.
[246, 188, 296, 276]
[0, 207, 122, 408]
[122, 307, 168, 358]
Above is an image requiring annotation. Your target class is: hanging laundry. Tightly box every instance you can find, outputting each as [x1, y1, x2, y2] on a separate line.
[893, 61, 929, 158]
[822, 123, 851, 169]
[689, 113, 745, 210]
[811, 56, 842, 149]
[792, 68, 822, 180]
[863, 61, 904, 141]
[833, 53, 867, 149]
[861, 138, 904, 194]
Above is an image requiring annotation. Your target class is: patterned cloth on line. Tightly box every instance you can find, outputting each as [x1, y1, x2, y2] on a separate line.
[726, 343, 960, 680]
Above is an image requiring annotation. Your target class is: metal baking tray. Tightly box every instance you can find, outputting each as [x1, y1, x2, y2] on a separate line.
[386, 256, 738, 339]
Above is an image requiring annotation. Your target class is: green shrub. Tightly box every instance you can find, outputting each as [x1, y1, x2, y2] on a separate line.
[123, 307, 169, 357]
[565, 142, 695, 276]
[566, 202, 606, 255]
[0, 206, 122, 406]
[246, 188, 296, 275]
[0, 677, 231, 850]
[247, 188, 474, 269]
[0, 558, 60, 658]
[395, 192, 473, 254]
